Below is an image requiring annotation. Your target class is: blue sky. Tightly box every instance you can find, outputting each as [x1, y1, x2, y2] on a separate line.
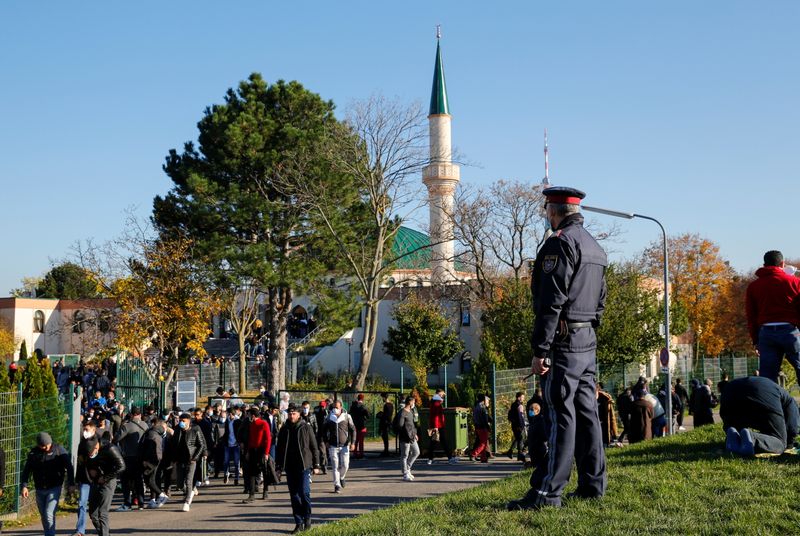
[1, 2, 798, 293]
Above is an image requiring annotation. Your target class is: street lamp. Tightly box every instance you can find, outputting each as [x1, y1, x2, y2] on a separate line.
[344, 332, 354, 375]
[582, 204, 673, 436]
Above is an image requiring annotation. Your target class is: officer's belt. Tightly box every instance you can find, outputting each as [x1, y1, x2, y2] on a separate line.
[566, 322, 593, 329]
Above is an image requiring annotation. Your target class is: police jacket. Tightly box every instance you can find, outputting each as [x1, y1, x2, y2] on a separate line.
[275, 419, 320, 473]
[85, 443, 126, 483]
[531, 214, 607, 355]
[20, 444, 75, 490]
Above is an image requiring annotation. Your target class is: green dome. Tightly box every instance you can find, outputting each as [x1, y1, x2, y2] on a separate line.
[391, 226, 431, 270]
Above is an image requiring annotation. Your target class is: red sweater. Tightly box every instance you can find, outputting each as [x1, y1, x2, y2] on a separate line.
[429, 400, 445, 429]
[247, 417, 271, 451]
[745, 266, 800, 343]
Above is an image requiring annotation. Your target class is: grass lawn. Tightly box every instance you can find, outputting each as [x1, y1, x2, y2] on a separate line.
[309, 425, 800, 535]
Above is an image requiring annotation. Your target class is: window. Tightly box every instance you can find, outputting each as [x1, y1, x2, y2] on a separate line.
[461, 306, 471, 326]
[73, 310, 86, 333]
[33, 310, 45, 333]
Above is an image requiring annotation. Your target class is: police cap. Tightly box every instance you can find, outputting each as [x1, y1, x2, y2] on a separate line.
[542, 186, 586, 205]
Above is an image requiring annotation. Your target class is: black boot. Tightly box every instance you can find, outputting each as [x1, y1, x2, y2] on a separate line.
[290, 524, 304, 534]
[262, 487, 268, 500]
[304, 519, 312, 530]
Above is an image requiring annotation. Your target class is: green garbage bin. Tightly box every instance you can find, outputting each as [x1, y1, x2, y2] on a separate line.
[416, 406, 469, 454]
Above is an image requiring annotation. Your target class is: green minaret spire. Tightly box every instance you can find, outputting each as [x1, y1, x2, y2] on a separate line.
[429, 32, 450, 116]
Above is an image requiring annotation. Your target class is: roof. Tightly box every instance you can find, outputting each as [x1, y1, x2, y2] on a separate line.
[391, 226, 431, 270]
[429, 39, 450, 115]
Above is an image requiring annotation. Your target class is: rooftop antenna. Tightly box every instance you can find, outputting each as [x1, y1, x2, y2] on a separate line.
[542, 128, 551, 188]
[436, 24, 441, 39]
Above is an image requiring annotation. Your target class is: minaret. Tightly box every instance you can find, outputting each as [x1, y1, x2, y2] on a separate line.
[423, 26, 460, 282]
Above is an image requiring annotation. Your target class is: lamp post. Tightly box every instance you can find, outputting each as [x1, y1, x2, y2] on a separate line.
[345, 334, 353, 375]
[582, 204, 673, 436]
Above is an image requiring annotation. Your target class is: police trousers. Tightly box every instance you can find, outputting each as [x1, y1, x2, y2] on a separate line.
[529, 348, 606, 506]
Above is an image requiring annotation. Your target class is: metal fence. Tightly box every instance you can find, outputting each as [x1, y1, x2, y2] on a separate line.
[0, 386, 77, 520]
[599, 356, 761, 395]
[490, 365, 538, 453]
[173, 360, 269, 401]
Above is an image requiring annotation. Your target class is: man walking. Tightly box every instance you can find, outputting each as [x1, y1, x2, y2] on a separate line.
[20, 432, 75, 536]
[141, 419, 168, 508]
[378, 393, 394, 457]
[243, 407, 271, 502]
[171, 413, 206, 512]
[508, 186, 608, 510]
[114, 406, 148, 511]
[349, 394, 370, 460]
[746, 250, 800, 382]
[505, 391, 527, 462]
[85, 436, 126, 536]
[397, 396, 419, 481]
[324, 399, 355, 493]
[276, 403, 321, 534]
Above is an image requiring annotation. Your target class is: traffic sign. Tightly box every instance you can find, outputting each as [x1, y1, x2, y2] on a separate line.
[660, 347, 670, 367]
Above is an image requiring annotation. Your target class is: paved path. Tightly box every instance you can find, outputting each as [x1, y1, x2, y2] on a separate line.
[7, 444, 522, 535]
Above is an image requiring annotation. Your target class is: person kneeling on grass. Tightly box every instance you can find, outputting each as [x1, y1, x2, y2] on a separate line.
[721, 375, 799, 456]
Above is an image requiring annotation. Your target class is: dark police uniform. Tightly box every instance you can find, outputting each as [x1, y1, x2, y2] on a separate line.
[509, 186, 607, 510]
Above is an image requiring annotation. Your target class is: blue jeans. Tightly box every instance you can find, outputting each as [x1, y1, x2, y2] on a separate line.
[75, 483, 91, 534]
[35, 486, 61, 536]
[758, 324, 800, 382]
[285, 468, 312, 525]
[223, 445, 241, 476]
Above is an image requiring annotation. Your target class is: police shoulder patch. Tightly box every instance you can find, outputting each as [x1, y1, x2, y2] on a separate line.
[542, 255, 558, 273]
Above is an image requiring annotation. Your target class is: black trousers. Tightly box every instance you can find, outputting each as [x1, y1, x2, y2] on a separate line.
[246, 448, 268, 497]
[89, 478, 116, 536]
[528, 347, 606, 507]
[428, 427, 452, 460]
[380, 424, 390, 453]
[121, 457, 145, 507]
[510, 425, 525, 459]
[143, 461, 163, 497]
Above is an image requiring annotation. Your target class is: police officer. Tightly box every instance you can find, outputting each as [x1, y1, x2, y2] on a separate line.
[508, 186, 607, 511]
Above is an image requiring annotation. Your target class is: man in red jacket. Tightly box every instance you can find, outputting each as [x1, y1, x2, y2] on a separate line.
[243, 407, 271, 503]
[745, 250, 800, 382]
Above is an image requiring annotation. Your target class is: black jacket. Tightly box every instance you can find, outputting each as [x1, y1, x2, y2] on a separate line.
[172, 425, 206, 463]
[20, 444, 75, 490]
[86, 444, 126, 483]
[302, 412, 319, 437]
[276, 419, 320, 473]
[324, 412, 356, 447]
[531, 214, 607, 355]
[350, 401, 370, 430]
[721, 376, 800, 448]
[140, 427, 165, 466]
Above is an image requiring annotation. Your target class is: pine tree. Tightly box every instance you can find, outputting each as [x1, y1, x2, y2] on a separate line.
[19, 340, 28, 361]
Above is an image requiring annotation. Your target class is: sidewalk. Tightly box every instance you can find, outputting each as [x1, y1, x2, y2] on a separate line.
[5, 443, 522, 535]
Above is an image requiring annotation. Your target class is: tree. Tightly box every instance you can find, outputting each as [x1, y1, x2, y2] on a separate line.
[9, 276, 42, 298]
[113, 237, 221, 375]
[153, 73, 340, 392]
[451, 180, 547, 304]
[0, 359, 12, 392]
[36, 262, 103, 299]
[383, 295, 463, 394]
[220, 280, 262, 393]
[19, 340, 28, 362]
[641, 233, 732, 357]
[596, 263, 664, 367]
[280, 95, 432, 390]
[715, 272, 755, 355]
[479, 278, 534, 370]
[0, 321, 15, 361]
